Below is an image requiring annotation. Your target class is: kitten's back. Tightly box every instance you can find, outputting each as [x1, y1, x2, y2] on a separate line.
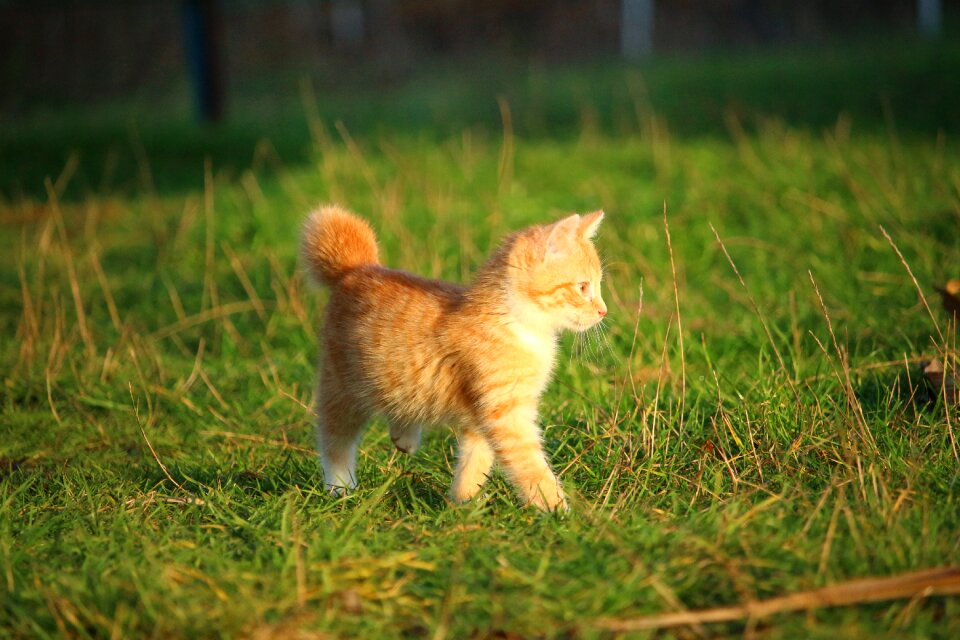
[325, 264, 472, 425]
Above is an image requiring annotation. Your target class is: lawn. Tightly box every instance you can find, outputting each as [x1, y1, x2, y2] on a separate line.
[2, 36, 959, 638]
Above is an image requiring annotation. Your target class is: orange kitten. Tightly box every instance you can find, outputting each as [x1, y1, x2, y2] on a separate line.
[301, 205, 607, 510]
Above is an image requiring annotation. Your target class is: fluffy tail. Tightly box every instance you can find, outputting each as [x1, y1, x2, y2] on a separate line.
[301, 205, 380, 285]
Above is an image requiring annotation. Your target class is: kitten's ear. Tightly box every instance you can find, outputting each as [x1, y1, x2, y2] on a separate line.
[578, 210, 605, 239]
[545, 214, 581, 256]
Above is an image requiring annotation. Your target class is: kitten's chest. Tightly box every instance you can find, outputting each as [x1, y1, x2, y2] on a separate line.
[510, 323, 556, 366]
[503, 323, 557, 394]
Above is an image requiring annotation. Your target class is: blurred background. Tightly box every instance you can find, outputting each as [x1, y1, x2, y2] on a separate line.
[1, 0, 952, 109]
[1, 0, 958, 200]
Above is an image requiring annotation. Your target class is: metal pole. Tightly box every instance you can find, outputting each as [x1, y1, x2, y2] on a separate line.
[621, 0, 655, 61]
[182, 0, 226, 123]
[917, 0, 942, 38]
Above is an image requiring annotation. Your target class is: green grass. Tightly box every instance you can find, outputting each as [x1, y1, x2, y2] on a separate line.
[2, 38, 960, 638]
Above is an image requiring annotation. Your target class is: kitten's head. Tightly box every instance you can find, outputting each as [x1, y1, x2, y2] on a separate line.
[507, 211, 607, 332]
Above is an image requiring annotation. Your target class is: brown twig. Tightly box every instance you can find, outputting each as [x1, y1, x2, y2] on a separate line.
[592, 566, 960, 632]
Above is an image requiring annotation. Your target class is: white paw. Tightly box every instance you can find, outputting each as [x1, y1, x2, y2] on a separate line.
[326, 483, 352, 497]
[528, 478, 568, 512]
[322, 458, 357, 496]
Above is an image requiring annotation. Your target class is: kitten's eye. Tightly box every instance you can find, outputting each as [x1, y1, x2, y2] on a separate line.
[578, 282, 590, 296]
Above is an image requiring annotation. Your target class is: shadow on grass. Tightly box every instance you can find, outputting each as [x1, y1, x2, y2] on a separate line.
[138, 455, 321, 498]
[139, 454, 454, 513]
[855, 366, 945, 413]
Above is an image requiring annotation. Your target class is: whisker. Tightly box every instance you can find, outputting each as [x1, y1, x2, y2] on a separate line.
[597, 326, 610, 361]
[577, 324, 599, 363]
[594, 321, 615, 363]
[587, 327, 600, 361]
[569, 330, 581, 366]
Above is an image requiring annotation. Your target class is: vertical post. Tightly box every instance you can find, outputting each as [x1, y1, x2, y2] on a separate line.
[917, 0, 942, 38]
[183, 0, 226, 123]
[330, 0, 365, 49]
[621, 0, 655, 61]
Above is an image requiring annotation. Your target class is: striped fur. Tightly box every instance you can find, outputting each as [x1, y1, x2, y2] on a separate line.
[301, 205, 607, 510]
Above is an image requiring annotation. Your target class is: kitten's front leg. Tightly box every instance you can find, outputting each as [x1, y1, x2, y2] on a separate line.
[450, 429, 495, 502]
[484, 406, 567, 511]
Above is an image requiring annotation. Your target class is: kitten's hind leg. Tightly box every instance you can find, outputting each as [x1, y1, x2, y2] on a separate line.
[316, 390, 369, 496]
[450, 429, 495, 503]
[389, 421, 422, 454]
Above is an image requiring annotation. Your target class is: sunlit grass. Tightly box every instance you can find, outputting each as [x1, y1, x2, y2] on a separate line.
[2, 41, 959, 638]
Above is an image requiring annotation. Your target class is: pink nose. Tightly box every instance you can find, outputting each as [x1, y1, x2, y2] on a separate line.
[598, 309, 607, 317]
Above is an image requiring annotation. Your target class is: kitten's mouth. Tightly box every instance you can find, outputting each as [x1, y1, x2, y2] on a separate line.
[573, 318, 603, 332]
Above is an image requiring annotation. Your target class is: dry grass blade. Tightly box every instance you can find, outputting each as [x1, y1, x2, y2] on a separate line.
[15, 258, 39, 368]
[124, 492, 206, 508]
[334, 120, 379, 195]
[130, 382, 186, 492]
[45, 180, 96, 358]
[496, 95, 514, 194]
[592, 566, 960, 632]
[89, 247, 122, 331]
[148, 300, 260, 340]
[878, 225, 944, 344]
[614, 280, 644, 419]
[663, 205, 686, 428]
[200, 430, 315, 455]
[709, 223, 798, 400]
[222, 240, 268, 321]
[807, 270, 878, 456]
